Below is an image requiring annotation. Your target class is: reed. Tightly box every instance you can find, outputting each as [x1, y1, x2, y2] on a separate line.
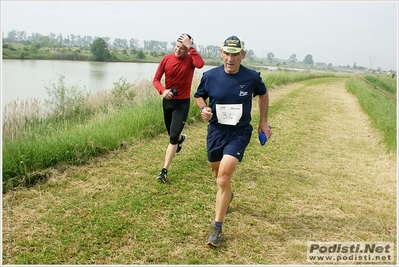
[2, 98, 50, 140]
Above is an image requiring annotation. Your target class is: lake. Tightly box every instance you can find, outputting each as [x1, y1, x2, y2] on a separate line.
[1, 59, 215, 107]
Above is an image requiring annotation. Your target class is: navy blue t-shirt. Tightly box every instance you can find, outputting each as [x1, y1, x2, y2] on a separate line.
[194, 65, 267, 128]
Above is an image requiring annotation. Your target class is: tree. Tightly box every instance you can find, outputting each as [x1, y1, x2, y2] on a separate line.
[102, 36, 111, 45]
[352, 62, 357, 69]
[18, 31, 26, 42]
[36, 35, 50, 47]
[267, 52, 275, 63]
[204, 45, 219, 57]
[303, 54, 314, 64]
[113, 38, 128, 49]
[137, 50, 146, 59]
[144, 40, 163, 50]
[70, 34, 76, 45]
[160, 41, 168, 51]
[7, 30, 18, 42]
[76, 35, 82, 46]
[90, 38, 111, 61]
[82, 36, 93, 47]
[64, 34, 70, 44]
[171, 41, 177, 49]
[246, 49, 255, 60]
[289, 54, 297, 63]
[129, 38, 139, 49]
[49, 32, 56, 43]
[57, 33, 63, 43]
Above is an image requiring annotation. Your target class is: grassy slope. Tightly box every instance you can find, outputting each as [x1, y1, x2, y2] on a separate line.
[2, 78, 396, 264]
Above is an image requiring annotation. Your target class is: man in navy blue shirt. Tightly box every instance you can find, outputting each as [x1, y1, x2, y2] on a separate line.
[194, 35, 272, 248]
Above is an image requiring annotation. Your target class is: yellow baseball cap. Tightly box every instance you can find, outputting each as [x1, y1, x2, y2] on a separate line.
[221, 35, 245, 53]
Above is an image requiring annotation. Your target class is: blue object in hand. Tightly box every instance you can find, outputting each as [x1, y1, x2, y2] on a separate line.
[259, 132, 267, 145]
[259, 125, 272, 146]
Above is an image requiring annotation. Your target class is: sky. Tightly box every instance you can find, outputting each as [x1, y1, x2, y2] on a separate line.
[1, 1, 398, 71]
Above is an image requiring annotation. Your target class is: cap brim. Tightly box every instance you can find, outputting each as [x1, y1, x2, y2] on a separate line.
[222, 47, 243, 53]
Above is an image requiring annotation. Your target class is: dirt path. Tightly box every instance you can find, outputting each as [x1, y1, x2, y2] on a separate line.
[2, 77, 396, 264]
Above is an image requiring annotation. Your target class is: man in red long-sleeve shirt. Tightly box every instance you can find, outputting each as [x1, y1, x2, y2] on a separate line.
[153, 33, 204, 184]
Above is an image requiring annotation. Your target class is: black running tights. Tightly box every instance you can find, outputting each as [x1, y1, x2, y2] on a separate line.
[162, 98, 190, 144]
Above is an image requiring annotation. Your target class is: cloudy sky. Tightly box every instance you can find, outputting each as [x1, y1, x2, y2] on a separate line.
[1, 1, 397, 70]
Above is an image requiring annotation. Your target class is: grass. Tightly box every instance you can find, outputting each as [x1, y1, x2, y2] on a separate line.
[2, 71, 397, 264]
[259, 68, 343, 88]
[363, 74, 397, 95]
[2, 71, 343, 192]
[2, 75, 203, 191]
[346, 76, 397, 153]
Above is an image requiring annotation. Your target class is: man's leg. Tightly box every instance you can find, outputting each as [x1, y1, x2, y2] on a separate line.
[164, 143, 178, 168]
[212, 155, 239, 222]
[163, 102, 188, 169]
[207, 155, 238, 247]
[157, 100, 189, 183]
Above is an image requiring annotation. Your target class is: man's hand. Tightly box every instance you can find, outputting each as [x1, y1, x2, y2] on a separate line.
[258, 125, 272, 145]
[258, 123, 272, 140]
[201, 107, 213, 122]
[162, 89, 175, 99]
[177, 34, 193, 49]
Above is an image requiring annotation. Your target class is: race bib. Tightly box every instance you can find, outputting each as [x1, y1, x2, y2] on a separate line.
[216, 104, 243, 125]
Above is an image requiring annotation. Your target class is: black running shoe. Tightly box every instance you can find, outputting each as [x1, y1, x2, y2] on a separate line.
[176, 134, 187, 153]
[157, 168, 167, 184]
[206, 223, 222, 248]
[226, 192, 234, 214]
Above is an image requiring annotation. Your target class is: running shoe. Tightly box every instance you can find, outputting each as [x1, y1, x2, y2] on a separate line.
[156, 168, 167, 184]
[226, 192, 234, 214]
[176, 134, 187, 153]
[206, 223, 222, 247]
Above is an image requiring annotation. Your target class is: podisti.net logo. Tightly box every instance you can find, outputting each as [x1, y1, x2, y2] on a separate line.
[307, 242, 394, 263]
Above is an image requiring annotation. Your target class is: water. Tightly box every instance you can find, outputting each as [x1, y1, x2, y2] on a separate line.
[258, 65, 325, 73]
[1, 59, 215, 107]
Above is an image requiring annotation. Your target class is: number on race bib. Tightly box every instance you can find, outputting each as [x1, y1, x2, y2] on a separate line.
[216, 104, 243, 125]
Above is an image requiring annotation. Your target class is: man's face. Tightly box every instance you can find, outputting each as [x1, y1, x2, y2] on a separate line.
[174, 42, 189, 58]
[220, 49, 246, 74]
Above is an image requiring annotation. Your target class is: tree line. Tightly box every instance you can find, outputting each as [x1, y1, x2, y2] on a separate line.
[4, 29, 372, 70]
[3, 30, 314, 63]
[3, 30, 237, 59]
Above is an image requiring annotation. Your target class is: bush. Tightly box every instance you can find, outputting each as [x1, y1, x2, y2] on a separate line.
[111, 77, 136, 107]
[44, 73, 88, 120]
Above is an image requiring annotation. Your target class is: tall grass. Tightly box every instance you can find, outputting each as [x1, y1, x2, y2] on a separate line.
[2, 75, 203, 192]
[363, 74, 397, 94]
[2, 98, 49, 140]
[2, 70, 351, 192]
[2, 98, 163, 189]
[260, 69, 342, 88]
[346, 76, 396, 154]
